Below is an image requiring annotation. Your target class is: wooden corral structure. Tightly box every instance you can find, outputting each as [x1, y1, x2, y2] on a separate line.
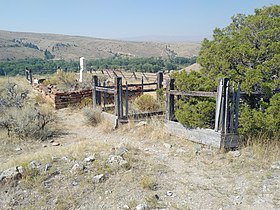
[165, 78, 240, 149]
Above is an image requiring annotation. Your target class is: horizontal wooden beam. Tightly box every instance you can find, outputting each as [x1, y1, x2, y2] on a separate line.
[95, 87, 115, 94]
[169, 90, 217, 97]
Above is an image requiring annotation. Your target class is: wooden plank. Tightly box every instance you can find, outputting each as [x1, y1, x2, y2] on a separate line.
[95, 86, 115, 94]
[92, 75, 98, 108]
[103, 81, 106, 111]
[128, 111, 164, 119]
[229, 86, 236, 133]
[119, 77, 124, 119]
[165, 120, 222, 148]
[215, 78, 223, 132]
[125, 82, 157, 87]
[235, 83, 240, 132]
[224, 80, 230, 135]
[141, 76, 144, 94]
[166, 78, 175, 121]
[169, 90, 217, 97]
[125, 81, 128, 117]
[157, 71, 163, 89]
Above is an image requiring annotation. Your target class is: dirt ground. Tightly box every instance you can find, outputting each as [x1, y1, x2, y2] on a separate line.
[0, 107, 280, 210]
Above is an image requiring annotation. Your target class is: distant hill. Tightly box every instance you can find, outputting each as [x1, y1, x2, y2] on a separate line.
[0, 30, 200, 61]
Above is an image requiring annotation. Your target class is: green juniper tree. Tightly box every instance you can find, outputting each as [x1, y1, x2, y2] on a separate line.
[173, 5, 280, 137]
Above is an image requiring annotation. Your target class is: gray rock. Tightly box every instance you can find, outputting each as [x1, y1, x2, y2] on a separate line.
[84, 155, 95, 163]
[0, 166, 23, 181]
[115, 146, 128, 156]
[119, 160, 129, 167]
[29, 160, 39, 169]
[107, 155, 124, 165]
[15, 147, 22, 152]
[163, 143, 172, 148]
[136, 121, 147, 127]
[136, 204, 148, 210]
[228, 150, 241, 157]
[93, 174, 105, 183]
[51, 142, 60, 146]
[70, 163, 85, 173]
[271, 160, 280, 170]
[166, 191, 173, 196]
[123, 204, 130, 209]
[44, 164, 52, 172]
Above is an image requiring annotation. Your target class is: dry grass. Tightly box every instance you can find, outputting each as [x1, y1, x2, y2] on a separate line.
[0, 139, 111, 171]
[240, 135, 280, 168]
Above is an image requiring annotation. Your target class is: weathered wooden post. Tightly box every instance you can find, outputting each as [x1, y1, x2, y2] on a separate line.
[224, 79, 230, 135]
[141, 76, 144, 94]
[97, 81, 102, 105]
[103, 81, 107, 111]
[125, 81, 129, 117]
[114, 77, 123, 118]
[157, 71, 163, 89]
[25, 67, 29, 81]
[166, 78, 175, 121]
[28, 69, 33, 85]
[79, 57, 86, 82]
[215, 78, 223, 132]
[119, 78, 123, 119]
[92, 75, 98, 108]
[235, 83, 240, 132]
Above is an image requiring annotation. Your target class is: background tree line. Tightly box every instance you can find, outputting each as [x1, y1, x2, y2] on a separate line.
[0, 56, 196, 76]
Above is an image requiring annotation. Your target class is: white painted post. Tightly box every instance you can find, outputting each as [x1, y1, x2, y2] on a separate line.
[79, 57, 86, 82]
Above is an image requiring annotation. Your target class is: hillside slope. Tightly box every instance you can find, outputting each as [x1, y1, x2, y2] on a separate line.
[0, 30, 200, 61]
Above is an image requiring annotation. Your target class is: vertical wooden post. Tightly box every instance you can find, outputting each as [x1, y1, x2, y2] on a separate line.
[97, 81, 102, 105]
[223, 79, 230, 135]
[125, 81, 129, 117]
[119, 78, 123, 119]
[92, 75, 98, 108]
[114, 77, 123, 118]
[166, 78, 175, 121]
[28, 69, 33, 85]
[235, 83, 240, 132]
[103, 81, 106, 111]
[214, 78, 223, 132]
[229, 83, 236, 133]
[157, 71, 163, 89]
[25, 68, 29, 81]
[141, 76, 144, 94]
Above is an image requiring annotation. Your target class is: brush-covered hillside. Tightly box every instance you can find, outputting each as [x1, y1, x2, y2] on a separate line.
[0, 30, 200, 61]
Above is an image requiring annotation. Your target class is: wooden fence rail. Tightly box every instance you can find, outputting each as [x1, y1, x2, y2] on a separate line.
[165, 78, 240, 148]
[92, 71, 164, 126]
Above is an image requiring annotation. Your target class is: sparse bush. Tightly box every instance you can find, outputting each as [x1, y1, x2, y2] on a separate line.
[0, 80, 56, 140]
[0, 105, 56, 140]
[83, 107, 102, 126]
[139, 175, 157, 190]
[43, 70, 78, 91]
[80, 97, 92, 108]
[134, 94, 160, 112]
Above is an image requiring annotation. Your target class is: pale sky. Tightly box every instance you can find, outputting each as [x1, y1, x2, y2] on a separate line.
[0, 0, 278, 41]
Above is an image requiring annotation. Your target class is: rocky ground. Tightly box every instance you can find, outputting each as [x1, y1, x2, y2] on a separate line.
[0, 108, 279, 210]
